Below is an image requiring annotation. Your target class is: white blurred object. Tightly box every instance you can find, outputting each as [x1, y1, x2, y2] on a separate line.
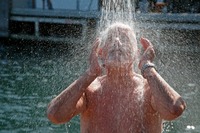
[186, 125, 195, 130]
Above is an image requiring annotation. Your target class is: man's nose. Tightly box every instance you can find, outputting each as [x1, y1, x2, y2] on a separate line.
[114, 37, 122, 47]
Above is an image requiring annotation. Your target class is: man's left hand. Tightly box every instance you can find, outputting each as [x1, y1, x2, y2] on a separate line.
[138, 37, 156, 69]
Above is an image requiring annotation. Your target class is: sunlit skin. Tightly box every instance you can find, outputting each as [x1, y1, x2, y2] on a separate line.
[47, 23, 186, 133]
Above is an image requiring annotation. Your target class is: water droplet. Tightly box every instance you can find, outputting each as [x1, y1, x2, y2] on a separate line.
[187, 83, 195, 87]
[186, 125, 195, 130]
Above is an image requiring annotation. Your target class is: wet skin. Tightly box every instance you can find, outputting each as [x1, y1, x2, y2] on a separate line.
[81, 75, 162, 133]
[47, 23, 186, 133]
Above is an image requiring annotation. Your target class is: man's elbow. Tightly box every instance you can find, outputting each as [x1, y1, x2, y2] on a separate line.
[174, 97, 186, 115]
[47, 107, 61, 124]
[47, 113, 58, 124]
[172, 104, 186, 118]
[166, 100, 186, 120]
[47, 107, 73, 124]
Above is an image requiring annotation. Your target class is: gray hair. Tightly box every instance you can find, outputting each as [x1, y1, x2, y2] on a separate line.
[99, 22, 138, 56]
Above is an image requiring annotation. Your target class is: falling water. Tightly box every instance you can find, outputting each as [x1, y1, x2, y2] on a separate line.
[96, 0, 141, 71]
[98, 0, 136, 33]
[96, 0, 146, 131]
[97, 0, 145, 97]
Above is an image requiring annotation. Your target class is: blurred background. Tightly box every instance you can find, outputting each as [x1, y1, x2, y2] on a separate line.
[0, 0, 200, 133]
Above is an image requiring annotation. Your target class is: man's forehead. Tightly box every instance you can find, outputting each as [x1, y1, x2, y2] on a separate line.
[100, 23, 137, 49]
[108, 27, 131, 35]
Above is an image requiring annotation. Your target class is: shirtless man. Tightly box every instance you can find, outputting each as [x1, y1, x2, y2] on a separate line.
[47, 23, 186, 133]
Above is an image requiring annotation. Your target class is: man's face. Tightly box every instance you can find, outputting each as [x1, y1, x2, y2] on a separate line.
[101, 28, 137, 69]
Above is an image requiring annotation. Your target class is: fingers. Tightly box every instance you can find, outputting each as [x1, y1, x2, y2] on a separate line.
[91, 38, 100, 54]
[138, 38, 155, 68]
[143, 46, 155, 62]
[140, 37, 152, 50]
[138, 46, 155, 69]
[89, 39, 102, 76]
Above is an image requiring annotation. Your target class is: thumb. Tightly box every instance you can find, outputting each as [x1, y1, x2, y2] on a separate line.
[140, 37, 152, 50]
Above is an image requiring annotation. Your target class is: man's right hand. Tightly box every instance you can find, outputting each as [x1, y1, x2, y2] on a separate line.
[88, 39, 102, 77]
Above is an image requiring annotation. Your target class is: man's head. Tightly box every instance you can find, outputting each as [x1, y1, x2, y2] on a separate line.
[98, 22, 138, 70]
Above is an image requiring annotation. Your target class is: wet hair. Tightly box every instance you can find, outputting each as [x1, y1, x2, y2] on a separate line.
[99, 22, 138, 57]
[98, 22, 140, 72]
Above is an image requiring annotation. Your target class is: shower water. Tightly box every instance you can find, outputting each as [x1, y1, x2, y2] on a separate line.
[96, 0, 144, 99]
[98, 0, 136, 31]
[97, 0, 139, 71]
[96, 0, 145, 131]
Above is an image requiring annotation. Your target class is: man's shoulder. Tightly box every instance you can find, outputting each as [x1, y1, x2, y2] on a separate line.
[86, 75, 105, 93]
[133, 73, 146, 83]
[134, 73, 143, 80]
[133, 73, 149, 89]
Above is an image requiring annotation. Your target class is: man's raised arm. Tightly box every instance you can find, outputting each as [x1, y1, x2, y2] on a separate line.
[47, 39, 101, 124]
[139, 38, 186, 120]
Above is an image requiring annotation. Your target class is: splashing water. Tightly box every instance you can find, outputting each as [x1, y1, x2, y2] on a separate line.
[97, 0, 140, 72]
[98, 0, 136, 32]
[97, 1, 144, 87]
[96, 0, 146, 131]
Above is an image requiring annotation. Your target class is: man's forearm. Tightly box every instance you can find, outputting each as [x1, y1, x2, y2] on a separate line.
[143, 67, 186, 119]
[47, 69, 97, 123]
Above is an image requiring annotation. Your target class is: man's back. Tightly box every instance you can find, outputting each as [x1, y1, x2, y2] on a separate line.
[80, 75, 163, 133]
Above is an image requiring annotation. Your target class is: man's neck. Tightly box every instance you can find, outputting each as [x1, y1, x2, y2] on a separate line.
[102, 69, 139, 95]
[106, 68, 135, 84]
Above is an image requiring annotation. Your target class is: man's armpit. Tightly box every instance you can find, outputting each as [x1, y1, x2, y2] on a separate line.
[75, 93, 87, 114]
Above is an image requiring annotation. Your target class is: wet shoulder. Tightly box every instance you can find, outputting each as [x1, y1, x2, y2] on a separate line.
[133, 73, 148, 85]
[86, 75, 106, 93]
[133, 73, 151, 95]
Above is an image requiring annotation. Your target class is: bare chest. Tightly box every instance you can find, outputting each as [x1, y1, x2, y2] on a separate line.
[85, 87, 148, 125]
[97, 90, 145, 114]
[81, 82, 161, 133]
